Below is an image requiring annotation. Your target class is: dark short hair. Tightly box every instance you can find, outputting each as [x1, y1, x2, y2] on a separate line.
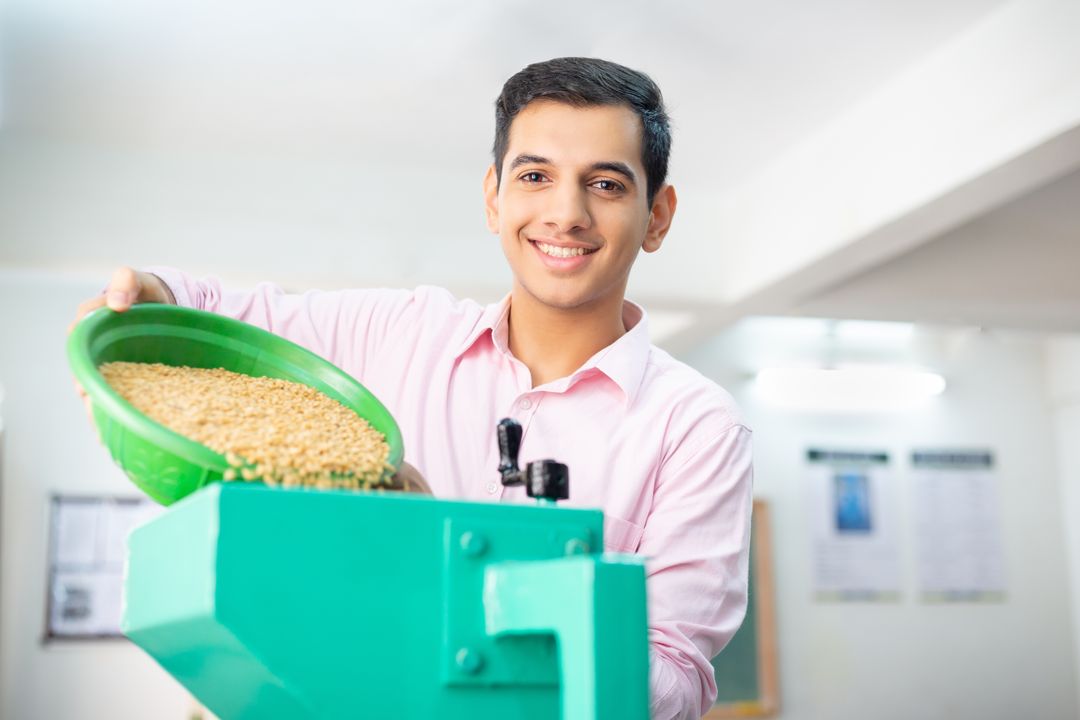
[493, 57, 671, 205]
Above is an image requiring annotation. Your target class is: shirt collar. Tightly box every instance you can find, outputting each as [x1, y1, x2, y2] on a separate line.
[590, 300, 651, 404]
[454, 293, 512, 358]
[454, 295, 652, 404]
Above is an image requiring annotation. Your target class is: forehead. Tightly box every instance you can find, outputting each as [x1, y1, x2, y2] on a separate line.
[504, 100, 644, 171]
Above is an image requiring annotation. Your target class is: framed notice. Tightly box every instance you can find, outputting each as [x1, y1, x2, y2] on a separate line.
[44, 495, 162, 641]
[911, 450, 1006, 602]
[805, 449, 901, 601]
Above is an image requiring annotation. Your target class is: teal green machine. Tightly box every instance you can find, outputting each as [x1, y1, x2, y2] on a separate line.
[67, 306, 650, 719]
[122, 420, 650, 720]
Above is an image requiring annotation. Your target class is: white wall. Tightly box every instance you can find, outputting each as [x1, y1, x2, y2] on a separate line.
[0, 270, 193, 720]
[1046, 335, 1080, 713]
[684, 319, 1078, 720]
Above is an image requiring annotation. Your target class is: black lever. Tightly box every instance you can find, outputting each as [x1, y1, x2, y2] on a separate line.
[496, 418, 569, 503]
[497, 418, 522, 484]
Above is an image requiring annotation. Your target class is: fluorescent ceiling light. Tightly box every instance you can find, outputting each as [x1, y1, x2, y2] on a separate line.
[753, 366, 946, 413]
[833, 320, 915, 343]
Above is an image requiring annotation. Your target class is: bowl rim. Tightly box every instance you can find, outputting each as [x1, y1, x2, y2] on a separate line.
[67, 304, 405, 480]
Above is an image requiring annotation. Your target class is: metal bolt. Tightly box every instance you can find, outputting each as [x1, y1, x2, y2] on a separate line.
[460, 531, 488, 557]
[455, 647, 484, 675]
[564, 537, 590, 556]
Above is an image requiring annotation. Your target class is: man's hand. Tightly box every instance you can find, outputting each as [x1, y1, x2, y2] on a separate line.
[393, 462, 433, 495]
[72, 266, 175, 327]
[70, 266, 176, 418]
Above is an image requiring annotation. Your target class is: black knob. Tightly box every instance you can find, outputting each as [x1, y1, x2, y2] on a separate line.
[497, 418, 523, 486]
[525, 460, 569, 501]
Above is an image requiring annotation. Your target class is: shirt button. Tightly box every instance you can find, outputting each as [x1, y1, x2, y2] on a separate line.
[519, 398, 533, 410]
[486, 482, 498, 494]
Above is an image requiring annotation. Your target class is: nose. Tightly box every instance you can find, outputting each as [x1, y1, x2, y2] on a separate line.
[542, 182, 592, 234]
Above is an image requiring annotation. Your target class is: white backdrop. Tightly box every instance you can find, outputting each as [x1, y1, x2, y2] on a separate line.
[686, 318, 1078, 720]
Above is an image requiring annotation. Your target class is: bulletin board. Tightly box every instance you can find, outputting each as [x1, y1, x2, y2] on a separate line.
[43, 495, 161, 641]
[706, 499, 779, 717]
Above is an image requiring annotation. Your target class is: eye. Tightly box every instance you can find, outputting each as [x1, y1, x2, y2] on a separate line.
[519, 171, 549, 184]
[591, 178, 625, 193]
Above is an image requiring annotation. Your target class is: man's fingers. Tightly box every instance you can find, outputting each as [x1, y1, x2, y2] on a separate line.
[393, 462, 432, 495]
[83, 395, 96, 426]
[72, 267, 140, 437]
[73, 296, 107, 326]
[74, 266, 148, 327]
[105, 266, 140, 311]
[73, 377, 92, 418]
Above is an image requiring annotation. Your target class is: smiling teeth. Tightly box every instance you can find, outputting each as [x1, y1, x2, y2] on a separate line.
[536, 242, 592, 258]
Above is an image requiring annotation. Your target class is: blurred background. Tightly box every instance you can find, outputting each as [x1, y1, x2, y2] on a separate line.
[1, 0, 1079, 718]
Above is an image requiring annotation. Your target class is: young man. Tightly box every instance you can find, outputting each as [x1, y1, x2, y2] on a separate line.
[76, 57, 753, 720]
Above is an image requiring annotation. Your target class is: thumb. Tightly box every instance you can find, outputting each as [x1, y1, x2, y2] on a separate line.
[105, 266, 140, 311]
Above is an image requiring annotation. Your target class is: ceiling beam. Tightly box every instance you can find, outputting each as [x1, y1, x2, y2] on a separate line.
[699, 0, 1080, 315]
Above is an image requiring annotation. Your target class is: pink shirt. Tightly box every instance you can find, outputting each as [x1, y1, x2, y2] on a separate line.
[151, 268, 753, 720]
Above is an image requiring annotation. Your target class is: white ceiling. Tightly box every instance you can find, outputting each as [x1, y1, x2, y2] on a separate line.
[793, 168, 1080, 333]
[1, 0, 1009, 191]
[12, 0, 1070, 346]
[0, 0, 1013, 306]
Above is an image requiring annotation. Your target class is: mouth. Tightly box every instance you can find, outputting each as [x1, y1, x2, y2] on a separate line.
[529, 239, 600, 259]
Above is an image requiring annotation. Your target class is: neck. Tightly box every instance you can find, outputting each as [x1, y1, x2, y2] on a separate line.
[507, 285, 627, 388]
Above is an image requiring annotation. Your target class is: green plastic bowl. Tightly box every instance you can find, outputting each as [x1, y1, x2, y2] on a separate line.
[68, 304, 404, 505]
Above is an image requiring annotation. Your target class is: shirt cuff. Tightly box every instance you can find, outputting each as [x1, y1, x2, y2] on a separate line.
[143, 266, 193, 309]
[649, 650, 687, 720]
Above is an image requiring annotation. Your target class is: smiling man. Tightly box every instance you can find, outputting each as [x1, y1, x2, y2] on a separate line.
[76, 57, 753, 720]
[484, 95, 675, 387]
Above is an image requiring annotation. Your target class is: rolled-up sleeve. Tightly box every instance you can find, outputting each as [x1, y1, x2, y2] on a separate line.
[144, 266, 416, 382]
[641, 424, 753, 720]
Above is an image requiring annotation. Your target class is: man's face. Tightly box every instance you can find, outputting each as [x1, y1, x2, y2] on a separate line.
[484, 100, 669, 314]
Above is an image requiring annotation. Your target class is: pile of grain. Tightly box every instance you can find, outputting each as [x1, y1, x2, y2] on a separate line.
[100, 361, 394, 490]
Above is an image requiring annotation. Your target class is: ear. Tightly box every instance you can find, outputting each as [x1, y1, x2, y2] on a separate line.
[643, 184, 677, 253]
[483, 164, 499, 233]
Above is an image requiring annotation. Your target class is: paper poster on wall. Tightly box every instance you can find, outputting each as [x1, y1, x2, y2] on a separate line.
[806, 449, 901, 601]
[46, 495, 162, 640]
[911, 450, 1006, 602]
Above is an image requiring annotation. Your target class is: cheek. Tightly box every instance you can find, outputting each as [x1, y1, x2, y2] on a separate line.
[597, 209, 646, 248]
[497, 198, 536, 236]
[499, 228, 522, 259]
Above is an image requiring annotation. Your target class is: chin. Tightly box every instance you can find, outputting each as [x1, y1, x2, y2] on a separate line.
[521, 282, 598, 312]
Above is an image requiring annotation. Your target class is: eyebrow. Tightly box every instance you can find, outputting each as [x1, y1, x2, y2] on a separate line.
[508, 154, 638, 186]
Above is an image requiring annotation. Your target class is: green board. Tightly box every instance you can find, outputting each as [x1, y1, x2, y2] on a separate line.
[708, 500, 777, 717]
